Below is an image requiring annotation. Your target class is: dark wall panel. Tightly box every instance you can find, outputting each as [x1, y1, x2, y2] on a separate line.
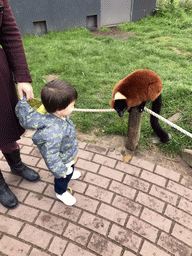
[49, 0, 100, 31]
[132, 0, 157, 22]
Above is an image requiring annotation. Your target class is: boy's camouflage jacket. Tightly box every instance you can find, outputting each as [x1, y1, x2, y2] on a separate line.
[15, 96, 78, 178]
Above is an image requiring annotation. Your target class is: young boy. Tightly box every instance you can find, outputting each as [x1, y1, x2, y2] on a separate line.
[15, 79, 80, 206]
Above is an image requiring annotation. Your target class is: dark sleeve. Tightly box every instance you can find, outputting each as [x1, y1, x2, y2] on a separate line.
[0, 0, 32, 83]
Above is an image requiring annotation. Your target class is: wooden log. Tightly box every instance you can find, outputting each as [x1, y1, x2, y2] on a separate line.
[125, 106, 143, 151]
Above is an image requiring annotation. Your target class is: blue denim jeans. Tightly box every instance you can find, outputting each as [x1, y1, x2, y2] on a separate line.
[54, 165, 74, 195]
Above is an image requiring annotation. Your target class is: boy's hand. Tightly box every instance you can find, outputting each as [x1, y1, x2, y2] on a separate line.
[62, 175, 66, 178]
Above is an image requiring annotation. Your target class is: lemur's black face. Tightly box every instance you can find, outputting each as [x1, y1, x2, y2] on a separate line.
[114, 99, 128, 117]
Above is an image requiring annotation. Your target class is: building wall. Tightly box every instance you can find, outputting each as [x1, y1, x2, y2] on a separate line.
[132, 0, 157, 22]
[9, 0, 157, 36]
[9, 0, 100, 36]
[100, 0, 132, 27]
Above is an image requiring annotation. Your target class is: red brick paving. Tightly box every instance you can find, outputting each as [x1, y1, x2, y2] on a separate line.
[0, 130, 192, 255]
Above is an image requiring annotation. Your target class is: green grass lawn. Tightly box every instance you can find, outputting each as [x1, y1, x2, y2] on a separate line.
[22, 4, 192, 154]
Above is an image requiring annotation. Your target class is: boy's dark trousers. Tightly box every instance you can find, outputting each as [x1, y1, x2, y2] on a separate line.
[54, 165, 74, 195]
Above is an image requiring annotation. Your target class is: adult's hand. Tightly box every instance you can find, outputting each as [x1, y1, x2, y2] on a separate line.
[17, 82, 34, 101]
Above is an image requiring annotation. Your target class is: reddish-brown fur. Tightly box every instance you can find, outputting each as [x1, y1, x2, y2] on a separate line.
[110, 69, 162, 110]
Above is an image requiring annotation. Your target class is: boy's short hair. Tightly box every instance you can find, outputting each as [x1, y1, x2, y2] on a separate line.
[41, 79, 78, 113]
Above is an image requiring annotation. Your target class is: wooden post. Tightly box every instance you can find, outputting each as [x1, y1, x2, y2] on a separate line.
[125, 107, 143, 151]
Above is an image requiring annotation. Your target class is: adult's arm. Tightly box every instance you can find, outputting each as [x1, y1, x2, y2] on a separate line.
[0, 0, 32, 83]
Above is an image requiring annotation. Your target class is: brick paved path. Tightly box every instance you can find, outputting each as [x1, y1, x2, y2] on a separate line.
[0, 130, 192, 256]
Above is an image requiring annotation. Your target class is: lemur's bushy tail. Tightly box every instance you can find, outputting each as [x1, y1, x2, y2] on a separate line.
[150, 94, 169, 143]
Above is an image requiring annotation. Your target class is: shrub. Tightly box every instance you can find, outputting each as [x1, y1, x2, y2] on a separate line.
[179, 0, 192, 13]
[154, 0, 191, 18]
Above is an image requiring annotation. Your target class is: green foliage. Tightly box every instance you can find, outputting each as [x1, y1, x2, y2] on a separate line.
[155, 0, 192, 18]
[99, 27, 111, 32]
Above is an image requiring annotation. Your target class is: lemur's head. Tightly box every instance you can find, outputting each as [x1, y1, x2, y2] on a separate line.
[110, 92, 128, 117]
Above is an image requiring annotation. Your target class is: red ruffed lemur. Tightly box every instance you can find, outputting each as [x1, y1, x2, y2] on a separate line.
[110, 69, 169, 143]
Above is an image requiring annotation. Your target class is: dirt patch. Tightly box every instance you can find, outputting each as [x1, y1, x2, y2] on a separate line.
[43, 74, 60, 82]
[91, 27, 135, 40]
[172, 47, 183, 56]
[76, 130, 191, 176]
